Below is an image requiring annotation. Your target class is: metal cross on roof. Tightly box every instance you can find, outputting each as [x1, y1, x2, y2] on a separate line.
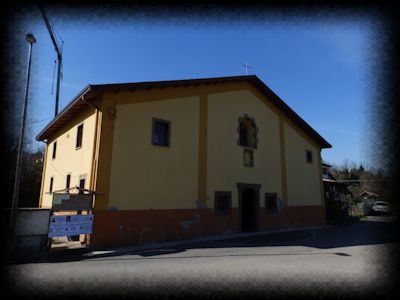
[242, 60, 252, 75]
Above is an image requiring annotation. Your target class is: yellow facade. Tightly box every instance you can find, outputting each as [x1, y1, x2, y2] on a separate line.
[39, 80, 326, 212]
[107, 96, 200, 210]
[36, 77, 332, 250]
[284, 122, 322, 206]
[207, 90, 282, 208]
[39, 108, 97, 208]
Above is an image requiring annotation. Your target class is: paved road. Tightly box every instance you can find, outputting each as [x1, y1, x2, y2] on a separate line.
[3, 216, 399, 298]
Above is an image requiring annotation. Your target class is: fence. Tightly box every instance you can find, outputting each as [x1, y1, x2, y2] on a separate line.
[348, 203, 365, 217]
[8, 208, 51, 258]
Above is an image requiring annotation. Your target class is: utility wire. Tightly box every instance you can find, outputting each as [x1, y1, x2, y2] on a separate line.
[53, 25, 64, 48]
[50, 21, 64, 52]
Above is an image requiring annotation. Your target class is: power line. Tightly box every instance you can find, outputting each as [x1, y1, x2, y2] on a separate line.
[53, 25, 64, 49]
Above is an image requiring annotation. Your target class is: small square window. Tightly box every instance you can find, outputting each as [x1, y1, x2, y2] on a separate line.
[52, 141, 57, 159]
[265, 193, 279, 213]
[152, 118, 170, 147]
[214, 191, 232, 214]
[306, 150, 313, 163]
[244, 149, 254, 167]
[76, 124, 84, 149]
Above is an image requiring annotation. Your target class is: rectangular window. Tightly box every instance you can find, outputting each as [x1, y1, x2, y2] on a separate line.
[79, 178, 86, 194]
[49, 177, 54, 193]
[76, 124, 83, 149]
[265, 193, 279, 213]
[239, 122, 248, 146]
[244, 149, 254, 167]
[152, 118, 170, 146]
[306, 150, 313, 163]
[66, 174, 71, 191]
[52, 141, 57, 159]
[214, 191, 232, 214]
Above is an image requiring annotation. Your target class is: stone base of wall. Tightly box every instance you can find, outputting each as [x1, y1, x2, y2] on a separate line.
[90, 206, 326, 249]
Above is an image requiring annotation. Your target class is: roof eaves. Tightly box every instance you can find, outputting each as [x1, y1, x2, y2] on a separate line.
[249, 76, 332, 149]
[89, 75, 254, 94]
[35, 84, 92, 141]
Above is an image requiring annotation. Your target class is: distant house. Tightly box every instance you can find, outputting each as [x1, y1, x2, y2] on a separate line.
[321, 163, 351, 220]
[360, 191, 380, 211]
[36, 75, 331, 249]
[360, 191, 379, 199]
[322, 164, 349, 201]
[322, 163, 335, 180]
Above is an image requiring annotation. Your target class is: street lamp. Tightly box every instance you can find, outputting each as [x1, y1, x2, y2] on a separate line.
[9, 33, 36, 229]
[26, 33, 36, 44]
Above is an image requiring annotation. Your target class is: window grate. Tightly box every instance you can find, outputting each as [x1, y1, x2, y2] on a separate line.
[214, 191, 232, 214]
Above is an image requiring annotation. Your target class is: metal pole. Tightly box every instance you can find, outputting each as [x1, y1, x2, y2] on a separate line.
[55, 53, 61, 116]
[38, 3, 62, 117]
[9, 34, 36, 228]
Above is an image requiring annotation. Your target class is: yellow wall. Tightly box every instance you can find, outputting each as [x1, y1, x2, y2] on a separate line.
[39, 82, 325, 211]
[39, 108, 97, 208]
[207, 90, 282, 208]
[284, 122, 323, 206]
[108, 96, 199, 210]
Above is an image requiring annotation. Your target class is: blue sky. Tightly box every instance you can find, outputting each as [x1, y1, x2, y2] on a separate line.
[16, 10, 379, 169]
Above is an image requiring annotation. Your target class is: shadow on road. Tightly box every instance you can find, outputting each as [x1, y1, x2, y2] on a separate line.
[12, 216, 399, 263]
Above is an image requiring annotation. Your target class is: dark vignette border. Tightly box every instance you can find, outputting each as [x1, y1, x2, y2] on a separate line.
[0, 1, 399, 299]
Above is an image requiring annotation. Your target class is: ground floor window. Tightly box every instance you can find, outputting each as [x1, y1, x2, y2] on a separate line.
[214, 191, 232, 214]
[265, 193, 279, 213]
[79, 175, 86, 194]
[66, 174, 71, 191]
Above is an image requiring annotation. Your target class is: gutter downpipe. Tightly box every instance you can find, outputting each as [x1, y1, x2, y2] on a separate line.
[82, 94, 100, 246]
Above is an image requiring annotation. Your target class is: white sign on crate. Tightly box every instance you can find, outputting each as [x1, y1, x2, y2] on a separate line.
[48, 214, 94, 238]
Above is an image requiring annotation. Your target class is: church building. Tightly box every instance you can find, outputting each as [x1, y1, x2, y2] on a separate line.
[37, 75, 331, 249]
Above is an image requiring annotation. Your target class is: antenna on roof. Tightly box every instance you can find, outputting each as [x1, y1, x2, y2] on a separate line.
[242, 60, 252, 75]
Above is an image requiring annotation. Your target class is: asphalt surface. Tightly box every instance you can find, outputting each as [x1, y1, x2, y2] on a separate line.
[3, 215, 399, 298]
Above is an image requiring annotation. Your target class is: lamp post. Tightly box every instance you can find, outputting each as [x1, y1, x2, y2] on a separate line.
[9, 33, 36, 229]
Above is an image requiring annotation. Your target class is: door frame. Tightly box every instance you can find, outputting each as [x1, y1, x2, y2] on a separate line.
[237, 183, 261, 232]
